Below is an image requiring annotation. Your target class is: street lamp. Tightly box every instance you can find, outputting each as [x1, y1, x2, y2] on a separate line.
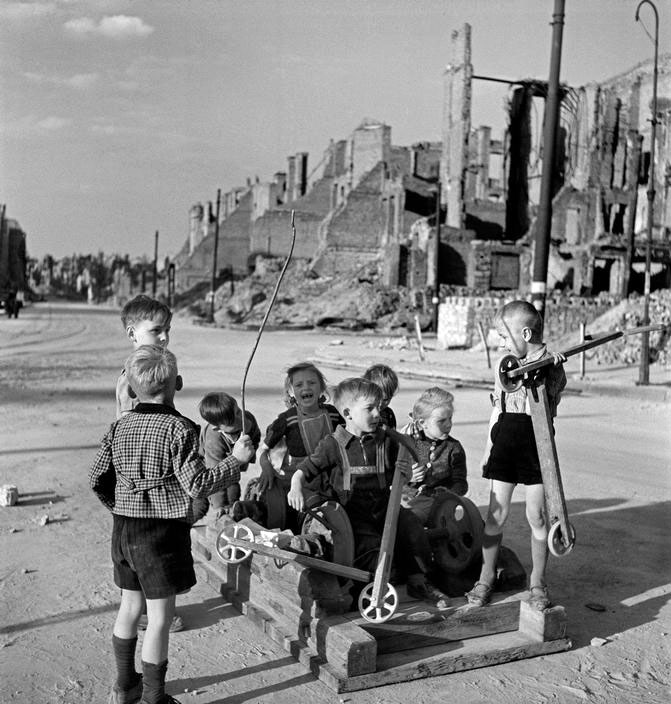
[635, 0, 659, 386]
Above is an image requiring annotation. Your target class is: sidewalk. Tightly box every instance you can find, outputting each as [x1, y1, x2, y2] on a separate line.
[309, 332, 671, 403]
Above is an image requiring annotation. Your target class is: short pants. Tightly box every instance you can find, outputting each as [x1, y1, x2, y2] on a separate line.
[111, 514, 196, 599]
[483, 413, 544, 485]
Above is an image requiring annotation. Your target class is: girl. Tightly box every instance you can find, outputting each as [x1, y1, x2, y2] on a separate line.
[398, 387, 468, 525]
[253, 362, 343, 529]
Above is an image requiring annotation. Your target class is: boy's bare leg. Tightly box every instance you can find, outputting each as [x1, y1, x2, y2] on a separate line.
[114, 588, 145, 638]
[467, 480, 513, 605]
[143, 595, 175, 664]
[480, 480, 514, 583]
[526, 483, 551, 609]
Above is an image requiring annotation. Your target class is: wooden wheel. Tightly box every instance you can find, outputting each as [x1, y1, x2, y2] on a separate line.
[548, 520, 576, 557]
[497, 354, 523, 393]
[215, 523, 254, 564]
[357, 582, 398, 623]
[263, 482, 287, 530]
[427, 491, 484, 574]
[300, 501, 355, 568]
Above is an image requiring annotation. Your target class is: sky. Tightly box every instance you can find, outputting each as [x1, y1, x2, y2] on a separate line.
[1, 0, 669, 261]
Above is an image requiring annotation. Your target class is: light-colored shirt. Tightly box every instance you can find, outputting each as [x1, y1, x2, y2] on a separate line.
[493, 345, 566, 417]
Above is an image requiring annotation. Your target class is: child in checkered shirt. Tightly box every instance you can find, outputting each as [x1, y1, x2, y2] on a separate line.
[90, 345, 255, 704]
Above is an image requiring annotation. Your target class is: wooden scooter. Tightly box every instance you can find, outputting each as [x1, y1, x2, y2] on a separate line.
[497, 324, 663, 557]
[216, 469, 406, 624]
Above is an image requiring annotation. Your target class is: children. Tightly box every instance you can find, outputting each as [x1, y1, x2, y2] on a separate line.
[198, 391, 261, 519]
[398, 387, 468, 525]
[252, 362, 343, 528]
[363, 364, 399, 429]
[116, 295, 172, 419]
[288, 377, 450, 609]
[90, 345, 254, 704]
[115, 294, 182, 634]
[466, 300, 566, 611]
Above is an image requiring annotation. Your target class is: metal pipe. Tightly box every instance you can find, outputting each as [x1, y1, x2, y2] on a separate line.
[531, 0, 566, 328]
[635, 0, 659, 386]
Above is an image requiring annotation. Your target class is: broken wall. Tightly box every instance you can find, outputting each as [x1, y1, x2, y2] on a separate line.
[441, 24, 472, 229]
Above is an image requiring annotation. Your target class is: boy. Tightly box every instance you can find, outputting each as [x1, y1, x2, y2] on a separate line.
[90, 345, 255, 704]
[198, 391, 261, 519]
[363, 363, 399, 429]
[116, 294, 181, 634]
[466, 300, 566, 611]
[117, 295, 172, 419]
[288, 377, 449, 609]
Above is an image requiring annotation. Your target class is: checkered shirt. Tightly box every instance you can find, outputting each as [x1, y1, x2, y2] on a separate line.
[89, 403, 240, 523]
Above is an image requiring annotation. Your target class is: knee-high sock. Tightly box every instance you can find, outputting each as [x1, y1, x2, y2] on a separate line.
[141, 660, 168, 704]
[481, 533, 502, 585]
[530, 535, 548, 587]
[112, 635, 140, 690]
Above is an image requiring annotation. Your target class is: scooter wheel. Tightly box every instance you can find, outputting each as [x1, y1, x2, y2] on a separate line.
[215, 523, 254, 564]
[358, 582, 398, 623]
[548, 521, 576, 557]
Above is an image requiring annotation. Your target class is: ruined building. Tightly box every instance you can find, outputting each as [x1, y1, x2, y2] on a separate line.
[0, 205, 28, 293]
[174, 25, 670, 300]
[173, 120, 443, 294]
[442, 24, 671, 296]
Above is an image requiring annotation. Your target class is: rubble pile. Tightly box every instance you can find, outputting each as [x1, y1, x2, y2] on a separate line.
[556, 290, 671, 367]
[203, 258, 424, 332]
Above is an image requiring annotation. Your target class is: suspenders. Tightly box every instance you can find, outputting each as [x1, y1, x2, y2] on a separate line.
[332, 427, 387, 492]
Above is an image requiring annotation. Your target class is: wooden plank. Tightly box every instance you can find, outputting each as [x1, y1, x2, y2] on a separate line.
[246, 573, 375, 677]
[310, 615, 377, 677]
[248, 551, 351, 605]
[221, 536, 371, 583]
[518, 601, 568, 642]
[221, 573, 377, 677]
[359, 600, 521, 654]
[334, 630, 572, 693]
[369, 465, 404, 606]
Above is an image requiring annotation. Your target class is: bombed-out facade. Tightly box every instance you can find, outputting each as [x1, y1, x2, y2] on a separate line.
[174, 25, 670, 303]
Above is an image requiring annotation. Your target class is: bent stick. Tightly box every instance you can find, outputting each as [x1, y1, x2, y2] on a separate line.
[240, 210, 297, 433]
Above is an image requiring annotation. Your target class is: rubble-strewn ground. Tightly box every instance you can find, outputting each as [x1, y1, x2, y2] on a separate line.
[1, 302, 670, 704]
[182, 261, 671, 367]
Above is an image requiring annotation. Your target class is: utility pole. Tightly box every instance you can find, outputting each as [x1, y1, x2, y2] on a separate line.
[635, 0, 659, 386]
[167, 261, 175, 308]
[152, 230, 159, 297]
[531, 0, 566, 330]
[432, 183, 442, 332]
[209, 188, 222, 323]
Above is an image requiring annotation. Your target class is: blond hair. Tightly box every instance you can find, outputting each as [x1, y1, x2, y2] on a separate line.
[412, 387, 454, 422]
[125, 345, 178, 397]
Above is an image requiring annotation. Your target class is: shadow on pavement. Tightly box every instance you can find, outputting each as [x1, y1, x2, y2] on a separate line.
[492, 497, 671, 649]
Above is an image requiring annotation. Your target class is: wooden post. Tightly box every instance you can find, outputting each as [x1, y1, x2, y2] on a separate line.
[152, 230, 158, 297]
[414, 315, 426, 362]
[209, 189, 222, 323]
[579, 322, 586, 379]
[477, 320, 492, 369]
